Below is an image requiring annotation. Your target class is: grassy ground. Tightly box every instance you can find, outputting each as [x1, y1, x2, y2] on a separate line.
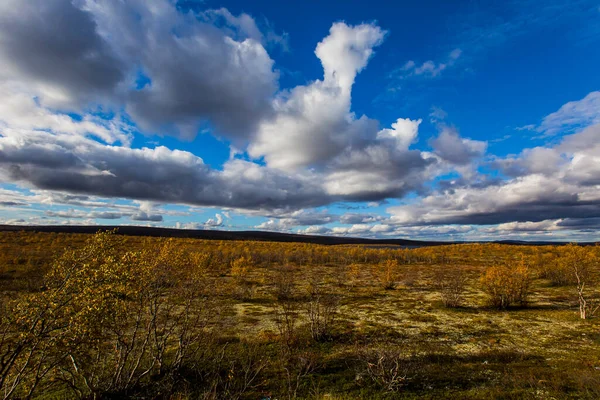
[224, 263, 600, 399]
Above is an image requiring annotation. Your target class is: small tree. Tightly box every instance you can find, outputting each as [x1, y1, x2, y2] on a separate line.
[558, 244, 599, 319]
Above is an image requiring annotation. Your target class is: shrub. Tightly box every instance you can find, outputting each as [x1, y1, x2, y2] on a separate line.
[347, 263, 362, 286]
[480, 259, 531, 309]
[0, 232, 216, 399]
[358, 347, 410, 392]
[272, 265, 300, 349]
[433, 267, 468, 308]
[305, 281, 339, 342]
[230, 256, 256, 300]
[378, 259, 399, 290]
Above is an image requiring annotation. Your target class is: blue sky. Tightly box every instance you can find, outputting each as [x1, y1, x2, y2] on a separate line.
[0, 0, 599, 241]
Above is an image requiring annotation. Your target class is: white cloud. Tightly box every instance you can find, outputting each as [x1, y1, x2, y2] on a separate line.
[0, 0, 280, 140]
[521, 91, 600, 136]
[248, 22, 386, 170]
[376, 118, 422, 150]
[300, 226, 331, 235]
[389, 123, 600, 227]
[399, 48, 462, 78]
[204, 213, 224, 228]
[0, 83, 132, 145]
[255, 209, 338, 231]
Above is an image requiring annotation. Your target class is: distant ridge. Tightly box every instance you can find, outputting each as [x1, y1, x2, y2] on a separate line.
[0, 224, 440, 246]
[0, 225, 595, 247]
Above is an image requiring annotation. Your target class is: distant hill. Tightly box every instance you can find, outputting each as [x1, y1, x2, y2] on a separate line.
[0, 225, 595, 247]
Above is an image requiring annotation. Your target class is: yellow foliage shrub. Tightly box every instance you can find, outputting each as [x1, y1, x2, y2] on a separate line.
[379, 259, 399, 290]
[480, 259, 531, 309]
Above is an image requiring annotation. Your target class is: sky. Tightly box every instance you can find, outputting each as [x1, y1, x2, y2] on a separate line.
[0, 0, 599, 241]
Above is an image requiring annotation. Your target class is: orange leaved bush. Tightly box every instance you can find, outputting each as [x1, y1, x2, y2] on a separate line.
[480, 259, 531, 309]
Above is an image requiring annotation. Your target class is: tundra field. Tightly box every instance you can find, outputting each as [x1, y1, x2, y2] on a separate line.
[0, 231, 599, 399]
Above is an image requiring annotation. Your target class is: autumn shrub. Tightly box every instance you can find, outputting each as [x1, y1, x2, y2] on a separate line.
[346, 263, 362, 287]
[273, 265, 296, 301]
[272, 265, 300, 349]
[196, 341, 268, 400]
[0, 232, 216, 399]
[432, 267, 468, 308]
[480, 259, 531, 309]
[357, 346, 410, 392]
[271, 276, 322, 398]
[378, 259, 400, 290]
[305, 280, 340, 342]
[230, 256, 256, 300]
[532, 251, 562, 282]
[546, 263, 575, 286]
[284, 348, 321, 400]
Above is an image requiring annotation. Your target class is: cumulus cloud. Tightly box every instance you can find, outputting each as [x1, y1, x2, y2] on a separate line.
[0, 0, 280, 140]
[202, 8, 289, 51]
[85, 0, 280, 140]
[0, 16, 438, 211]
[0, 83, 132, 145]
[0, 89, 330, 211]
[249, 22, 387, 170]
[495, 147, 565, 177]
[204, 213, 225, 228]
[131, 212, 163, 222]
[247, 22, 433, 199]
[42, 204, 165, 222]
[0, 129, 330, 210]
[339, 213, 381, 224]
[300, 226, 331, 235]
[256, 209, 338, 231]
[45, 209, 123, 220]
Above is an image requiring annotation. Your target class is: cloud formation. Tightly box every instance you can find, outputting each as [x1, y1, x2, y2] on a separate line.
[389, 124, 600, 227]
[0, 0, 597, 241]
[538, 91, 600, 136]
[0, 0, 280, 141]
[0, 12, 444, 211]
[249, 22, 387, 170]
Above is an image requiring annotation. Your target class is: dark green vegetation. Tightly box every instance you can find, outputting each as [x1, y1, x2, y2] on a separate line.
[0, 231, 599, 399]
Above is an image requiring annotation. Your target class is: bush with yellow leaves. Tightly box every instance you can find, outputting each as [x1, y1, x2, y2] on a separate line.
[480, 259, 531, 309]
[378, 259, 400, 290]
[0, 231, 215, 399]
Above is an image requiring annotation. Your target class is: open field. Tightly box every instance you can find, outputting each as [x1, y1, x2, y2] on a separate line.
[1, 230, 599, 399]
